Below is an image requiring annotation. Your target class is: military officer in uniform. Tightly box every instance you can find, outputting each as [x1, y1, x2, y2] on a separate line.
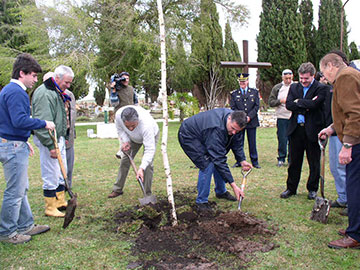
[230, 73, 261, 169]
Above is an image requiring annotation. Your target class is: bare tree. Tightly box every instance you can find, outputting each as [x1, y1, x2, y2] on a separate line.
[203, 64, 224, 110]
[156, 0, 177, 226]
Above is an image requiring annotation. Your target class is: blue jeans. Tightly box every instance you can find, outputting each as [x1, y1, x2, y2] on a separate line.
[196, 162, 227, 204]
[0, 139, 34, 238]
[277, 118, 289, 162]
[329, 136, 347, 204]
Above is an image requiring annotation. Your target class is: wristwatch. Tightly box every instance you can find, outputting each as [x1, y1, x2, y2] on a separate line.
[343, 143, 352, 149]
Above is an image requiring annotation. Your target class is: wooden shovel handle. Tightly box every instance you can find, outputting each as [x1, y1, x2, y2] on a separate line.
[48, 130, 74, 198]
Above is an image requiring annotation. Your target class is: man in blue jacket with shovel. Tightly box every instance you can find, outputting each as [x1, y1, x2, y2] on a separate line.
[178, 109, 252, 211]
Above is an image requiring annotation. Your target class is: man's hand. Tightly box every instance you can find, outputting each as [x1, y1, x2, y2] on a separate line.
[45, 121, 55, 130]
[240, 160, 252, 171]
[339, 147, 352, 165]
[318, 126, 334, 140]
[230, 182, 245, 200]
[280, 98, 286, 104]
[136, 168, 144, 182]
[27, 142, 34, 157]
[50, 149, 58, 159]
[121, 142, 131, 152]
[246, 116, 251, 123]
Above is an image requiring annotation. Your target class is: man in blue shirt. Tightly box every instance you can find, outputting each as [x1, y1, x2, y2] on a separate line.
[280, 62, 327, 200]
[0, 54, 55, 244]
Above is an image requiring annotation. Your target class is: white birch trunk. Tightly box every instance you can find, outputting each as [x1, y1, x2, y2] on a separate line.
[157, 0, 178, 226]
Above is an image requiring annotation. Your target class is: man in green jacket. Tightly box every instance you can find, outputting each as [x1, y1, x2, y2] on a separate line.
[32, 65, 74, 217]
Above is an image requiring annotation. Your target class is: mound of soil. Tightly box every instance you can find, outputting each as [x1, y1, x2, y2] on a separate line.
[112, 189, 278, 269]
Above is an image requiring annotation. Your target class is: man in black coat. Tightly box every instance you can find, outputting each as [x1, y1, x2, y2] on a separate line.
[280, 62, 327, 200]
[230, 73, 261, 168]
[178, 109, 252, 211]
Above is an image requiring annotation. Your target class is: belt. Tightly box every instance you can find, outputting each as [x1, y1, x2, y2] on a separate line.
[298, 123, 305, 127]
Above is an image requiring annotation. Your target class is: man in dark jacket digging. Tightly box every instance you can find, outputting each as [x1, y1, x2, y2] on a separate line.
[178, 109, 252, 211]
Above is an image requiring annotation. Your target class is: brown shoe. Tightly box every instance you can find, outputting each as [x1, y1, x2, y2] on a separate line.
[0, 233, 31, 244]
[107, 191, 123, 198]
[21, 224, 50, 236]
[338, 229, 347, 237]
[328, 236, 360, 249]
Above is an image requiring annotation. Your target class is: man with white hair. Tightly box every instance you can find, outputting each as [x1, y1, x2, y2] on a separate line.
[32, 65, 74, 217]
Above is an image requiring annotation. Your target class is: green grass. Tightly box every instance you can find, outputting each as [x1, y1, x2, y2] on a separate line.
[0, 122, 359, 269]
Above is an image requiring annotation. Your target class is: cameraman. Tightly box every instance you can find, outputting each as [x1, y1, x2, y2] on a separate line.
[110, 71, 137, 112]
[109, 71, 138, 159]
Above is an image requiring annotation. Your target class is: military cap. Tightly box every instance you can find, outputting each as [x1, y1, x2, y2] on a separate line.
[237, 73, 249, 81]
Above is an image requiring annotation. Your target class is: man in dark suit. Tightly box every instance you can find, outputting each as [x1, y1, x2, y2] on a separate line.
[280, 62, 327, 200]
[230, 73, 261, 169]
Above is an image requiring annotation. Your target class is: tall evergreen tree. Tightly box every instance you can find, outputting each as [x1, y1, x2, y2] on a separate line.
[167, 35, 193, 93]
[349, 41, 360, 61]
[257, 0, 306, 102]
[0, 0, 35, 88]
[190, 0, 224, 109]
[315, 0, 349, 68]
[223, 20, 241, 94]
[299, 0, 316, 64]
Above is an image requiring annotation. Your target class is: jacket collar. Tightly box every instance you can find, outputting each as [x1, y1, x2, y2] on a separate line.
[44, 77, 57, 91]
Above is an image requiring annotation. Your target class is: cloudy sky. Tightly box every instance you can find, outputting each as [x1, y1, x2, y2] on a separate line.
[219, 0, 360, 86]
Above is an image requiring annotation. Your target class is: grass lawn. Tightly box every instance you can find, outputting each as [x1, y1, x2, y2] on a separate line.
[0, 122, 359, 269]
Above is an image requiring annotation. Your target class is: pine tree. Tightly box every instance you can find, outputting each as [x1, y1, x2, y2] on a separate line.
[257, 0, 306, 102]
[167, 35, 193, 93]
[299, 0, 316, 64]
[223, 20, 241, 94]
[0, 0, 35, 88]
[190, 0, 224, 109]
[349, 41, 360, 61]
[315, 0, 349, 68]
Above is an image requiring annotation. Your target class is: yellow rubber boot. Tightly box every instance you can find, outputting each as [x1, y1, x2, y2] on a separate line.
[44, 197, 65, 217]
[56, 191, 68, 211]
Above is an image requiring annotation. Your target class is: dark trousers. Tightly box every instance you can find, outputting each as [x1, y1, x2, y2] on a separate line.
[277, 118, 290, 162]
[346, 144, 360, 242]
[286, 125, 320, 193]
[240, 127, 259, 166]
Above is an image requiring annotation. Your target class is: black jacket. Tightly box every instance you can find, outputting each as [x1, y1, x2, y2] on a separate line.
[178, 108, 245, 184]
[230, 87, 260, 128]
[286, 80, 327, 142]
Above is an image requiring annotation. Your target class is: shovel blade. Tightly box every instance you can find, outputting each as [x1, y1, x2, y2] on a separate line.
[63, 193, 78, 229]
[139, 195, 157, 206]
[310, 197, 330, 224]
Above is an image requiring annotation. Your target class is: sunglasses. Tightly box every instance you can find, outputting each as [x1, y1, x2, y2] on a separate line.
[283, 72, 292, 75]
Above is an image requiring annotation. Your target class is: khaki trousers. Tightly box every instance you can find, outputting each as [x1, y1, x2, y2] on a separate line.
[112, 141, 155, 196]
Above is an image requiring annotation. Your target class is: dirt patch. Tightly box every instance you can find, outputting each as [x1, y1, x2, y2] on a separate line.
[112, 189, 278, 269]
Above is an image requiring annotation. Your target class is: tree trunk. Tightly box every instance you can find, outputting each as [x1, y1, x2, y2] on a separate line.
[156, 0, 177, 226]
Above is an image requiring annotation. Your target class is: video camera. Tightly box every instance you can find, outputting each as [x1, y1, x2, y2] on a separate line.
[111, 72, 129, 91]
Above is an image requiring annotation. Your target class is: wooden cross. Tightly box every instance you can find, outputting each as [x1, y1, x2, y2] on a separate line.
[220, 40, 272, 73]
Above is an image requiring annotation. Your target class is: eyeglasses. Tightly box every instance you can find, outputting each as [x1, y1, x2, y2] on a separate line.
[283, 72, 292, 75]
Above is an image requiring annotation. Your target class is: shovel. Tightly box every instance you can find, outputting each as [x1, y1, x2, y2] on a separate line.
[238, 168, 252, 211]
[123, 152, 157, 206]
[49, 130, 78, 229]
[310, 137, 330, 224]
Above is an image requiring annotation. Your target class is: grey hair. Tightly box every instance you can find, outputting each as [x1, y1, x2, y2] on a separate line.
[298, 62, 316, 76]
[54, 65, 74, 79]
[121, 107, 139, 122]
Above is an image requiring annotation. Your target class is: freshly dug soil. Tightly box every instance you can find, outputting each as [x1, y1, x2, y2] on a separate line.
[112, 189, 278, 269]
